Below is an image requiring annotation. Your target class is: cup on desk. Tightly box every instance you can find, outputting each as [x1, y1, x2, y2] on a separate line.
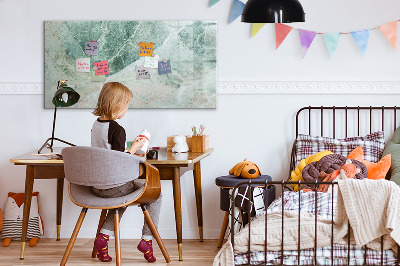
[146, 149, 158, 160]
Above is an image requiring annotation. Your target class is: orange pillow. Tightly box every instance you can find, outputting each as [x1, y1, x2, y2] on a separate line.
[347, 146, 391, 180]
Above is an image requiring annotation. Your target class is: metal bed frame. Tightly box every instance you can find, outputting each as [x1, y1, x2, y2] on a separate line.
[230, 106, 400, 266]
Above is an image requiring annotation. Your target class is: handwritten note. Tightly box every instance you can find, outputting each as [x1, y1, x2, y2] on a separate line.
[85, 41, 98, 55]
[138, 42, 154, 56]
[76, 58, 90, 72]
[158, 60, 172, 75]
[144, 55, 159, 69]
[136, 66, 150, 80]
[94, 60, 109, 76]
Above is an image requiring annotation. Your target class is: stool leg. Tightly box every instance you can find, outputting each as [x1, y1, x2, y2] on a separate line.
[114, 209, 121, 266]
[217, 211, 230, 248]
[92, 209, 107, 258]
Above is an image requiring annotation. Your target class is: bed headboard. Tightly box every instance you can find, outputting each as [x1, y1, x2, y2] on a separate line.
[290, 106, 400, 178]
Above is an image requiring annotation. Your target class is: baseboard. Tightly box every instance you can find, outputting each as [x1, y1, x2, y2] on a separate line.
[1, 81, 400, 95]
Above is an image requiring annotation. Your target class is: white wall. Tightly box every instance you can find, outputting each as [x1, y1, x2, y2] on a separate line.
[1, 0, 400, 239]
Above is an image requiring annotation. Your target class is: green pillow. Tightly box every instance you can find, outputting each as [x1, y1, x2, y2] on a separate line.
[382, 126, 400, 184]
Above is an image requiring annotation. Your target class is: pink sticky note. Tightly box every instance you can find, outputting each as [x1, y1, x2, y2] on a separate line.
[94, 60, 109, 76]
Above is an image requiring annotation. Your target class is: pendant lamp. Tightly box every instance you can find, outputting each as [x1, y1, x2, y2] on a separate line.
[38, 80, 80, 154]
[241, 0, 305, 23]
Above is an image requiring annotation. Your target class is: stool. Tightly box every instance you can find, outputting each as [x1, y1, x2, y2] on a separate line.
[215, 175, 275, 248]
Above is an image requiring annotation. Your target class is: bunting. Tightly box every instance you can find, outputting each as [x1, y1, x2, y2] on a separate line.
[351, 29, 370, 55]
[275, 23, 292, 49]
[229, 0, 245, 24]
[378, 21, 397, 50]
[298, 30, 317, 58]
[209, 0, 220, 7]
[323, 33, 341, 58]
[207, 3, 400, 58]
[251, 23, 266, 38]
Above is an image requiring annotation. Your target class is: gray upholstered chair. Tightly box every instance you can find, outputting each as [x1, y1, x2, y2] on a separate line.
[60, 146, 171, 265]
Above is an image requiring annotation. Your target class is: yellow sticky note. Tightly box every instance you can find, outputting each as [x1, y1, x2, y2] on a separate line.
[138, 42, 154, 57]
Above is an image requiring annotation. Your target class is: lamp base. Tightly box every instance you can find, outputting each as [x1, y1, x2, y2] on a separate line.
[38, 137, 75, 154]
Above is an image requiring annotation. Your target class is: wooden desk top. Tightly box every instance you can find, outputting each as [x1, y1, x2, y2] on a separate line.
[10, 147, 214, 166]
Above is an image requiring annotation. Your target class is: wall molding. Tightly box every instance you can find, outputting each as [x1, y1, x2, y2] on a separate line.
[1, 81, 400, 95]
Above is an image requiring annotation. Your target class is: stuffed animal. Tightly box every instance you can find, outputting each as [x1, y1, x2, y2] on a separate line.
[348, 146, 391, 180]
[229, 159, 261, 179]
[172, 135, 189, 153]
[1, 192, 44, 247]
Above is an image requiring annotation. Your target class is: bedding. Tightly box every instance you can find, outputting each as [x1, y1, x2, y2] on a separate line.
[383, 126, 400, 184]
[294, 131, 385, 166]
[214, 181, 399, 266]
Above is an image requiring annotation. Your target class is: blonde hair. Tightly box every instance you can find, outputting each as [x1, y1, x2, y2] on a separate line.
[93, 82, 133, 120]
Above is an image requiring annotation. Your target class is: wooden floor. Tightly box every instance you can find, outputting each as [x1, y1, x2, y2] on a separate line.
[0, 239, 221, 265]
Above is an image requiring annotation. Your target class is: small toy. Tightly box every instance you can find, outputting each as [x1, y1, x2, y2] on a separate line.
[1, 192, 43, 247]
[229, 159, 261, 179]
[172, 135, 189, 153]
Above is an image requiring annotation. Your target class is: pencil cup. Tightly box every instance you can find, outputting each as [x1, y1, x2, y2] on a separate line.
[191, 135, 209, 153]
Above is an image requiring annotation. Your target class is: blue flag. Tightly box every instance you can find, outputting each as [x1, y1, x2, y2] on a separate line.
[229, 0, 245, 23]
[323, 33, 341, 58]
[209, 0, 220, 7]
[351, 29, 371, 55]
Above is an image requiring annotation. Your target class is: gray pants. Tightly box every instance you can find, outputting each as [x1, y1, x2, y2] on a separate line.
[92, 180, 162, 240]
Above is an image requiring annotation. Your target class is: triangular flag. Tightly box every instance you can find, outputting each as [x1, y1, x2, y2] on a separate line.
[351, 29, 370, 55]
[209, 0, 220, 7]
[378, 21, 397, 50]
[251, 23, 266, 38]
[298, 29, 317, 58]
[229, 0, 245, 24]
[275, 23, 293, 49]
[323, 33, 341, 58]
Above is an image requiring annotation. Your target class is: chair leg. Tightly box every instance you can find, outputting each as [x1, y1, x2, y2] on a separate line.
[217, 211, 230, 248]
[141, 205, 171, 263]
[91, 209, 108, 258]
[114, 209, 121, 266]
[60, 208, 88, 266]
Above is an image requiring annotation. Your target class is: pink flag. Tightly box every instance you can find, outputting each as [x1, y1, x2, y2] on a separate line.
[275, 23, 293, 49]
[298, 29, 317, 58]
[378, 21, 398, 50]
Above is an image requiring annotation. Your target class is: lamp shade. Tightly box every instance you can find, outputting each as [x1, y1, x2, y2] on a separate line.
[52, 83, 80, 107]
[241, 0, 305, 23]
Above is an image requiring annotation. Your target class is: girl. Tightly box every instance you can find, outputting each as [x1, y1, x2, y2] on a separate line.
[91, 82, 161, 263]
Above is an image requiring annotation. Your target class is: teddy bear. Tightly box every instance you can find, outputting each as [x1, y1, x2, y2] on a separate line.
[172, 135, 189, 153]
[229, 159, 261, 179]
[1, 192, 44, 247]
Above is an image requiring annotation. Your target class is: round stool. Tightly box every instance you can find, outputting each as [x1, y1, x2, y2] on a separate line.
[215, 175, 275, 248]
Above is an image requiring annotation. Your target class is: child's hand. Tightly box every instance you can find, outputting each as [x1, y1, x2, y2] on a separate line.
[134, 148, 149, 157]
[128, 137, 147, 155]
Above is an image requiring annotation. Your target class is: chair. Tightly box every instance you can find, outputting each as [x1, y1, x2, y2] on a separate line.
[60, 146, 171, 265]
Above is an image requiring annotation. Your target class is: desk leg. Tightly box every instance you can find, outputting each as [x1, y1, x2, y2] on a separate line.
[20, 165, 35, 259]
[56, 178, 64, 241]
[172, 167, 183, 261]
[193, 161, 203, 242]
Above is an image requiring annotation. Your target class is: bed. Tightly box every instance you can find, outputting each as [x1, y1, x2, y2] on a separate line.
[214, 106, 400, 266]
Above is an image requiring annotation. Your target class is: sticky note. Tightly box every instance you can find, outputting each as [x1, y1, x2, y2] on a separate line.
[76, 58, 90, 72]
[144, 55, 159, 69]
[91, 70, 105, 82]
[139, 42, 154, 57]
[94, 60, 109, 76]
[136, 66, 150, 80]
[158, 60, 172, 75]
[85, 41, 98, 55]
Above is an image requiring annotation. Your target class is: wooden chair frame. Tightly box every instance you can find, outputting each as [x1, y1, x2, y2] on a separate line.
[60, 162, 171, 265]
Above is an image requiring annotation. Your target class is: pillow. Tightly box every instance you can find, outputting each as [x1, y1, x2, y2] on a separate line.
[348, 146, 391, 180]
[382, 126, 400, 184]
[295, 131, 385, 166]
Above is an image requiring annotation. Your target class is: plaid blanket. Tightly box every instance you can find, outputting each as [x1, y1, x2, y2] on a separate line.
[234, 191, 397, 265]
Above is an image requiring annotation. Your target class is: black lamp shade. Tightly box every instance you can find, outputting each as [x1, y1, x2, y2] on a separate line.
[241, 0, 305, 23]
[52, 85, 80, 107]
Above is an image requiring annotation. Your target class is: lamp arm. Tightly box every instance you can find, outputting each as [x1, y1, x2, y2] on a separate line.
[50, 106, 57, 148]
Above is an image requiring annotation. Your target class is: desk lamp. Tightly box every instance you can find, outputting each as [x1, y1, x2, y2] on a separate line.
[241, 0, 305, 23]
[38, 80, 80, 154]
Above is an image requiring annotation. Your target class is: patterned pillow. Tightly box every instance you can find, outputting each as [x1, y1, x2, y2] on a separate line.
[294, 131, 385, 166]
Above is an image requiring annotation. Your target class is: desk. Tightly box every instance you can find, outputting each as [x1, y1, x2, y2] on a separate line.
[10, 147, 213, 261]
